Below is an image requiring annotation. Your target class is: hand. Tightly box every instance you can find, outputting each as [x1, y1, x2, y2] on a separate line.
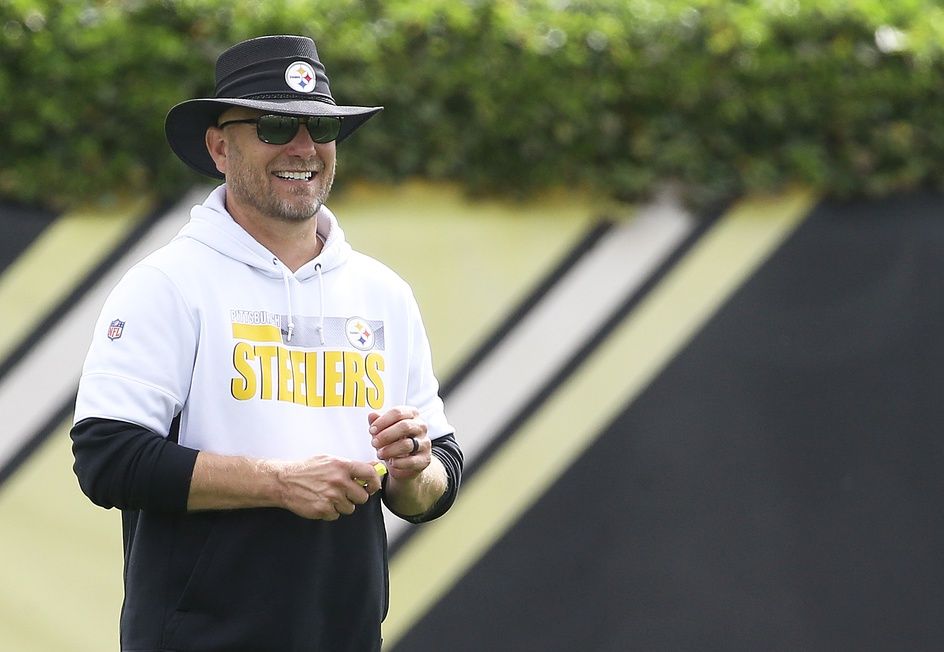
[368, 406, 430, 481]
[274, 455, 384, 521]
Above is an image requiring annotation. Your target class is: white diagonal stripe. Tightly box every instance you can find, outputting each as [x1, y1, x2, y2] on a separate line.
[384, 193, 695, 543]
[0, 190, 201, 471]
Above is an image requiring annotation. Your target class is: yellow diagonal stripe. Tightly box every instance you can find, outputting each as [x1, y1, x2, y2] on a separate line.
[0, 420, 123, 652]
[231, 322, 283, 342]
[383, 189, 816, 647]
[0, 197, 151, 361]
[333, 180, 613, 377]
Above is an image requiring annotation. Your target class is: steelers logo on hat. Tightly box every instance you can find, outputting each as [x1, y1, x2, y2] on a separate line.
[285, 61, 317, 93]
[346, 317, 375, 351]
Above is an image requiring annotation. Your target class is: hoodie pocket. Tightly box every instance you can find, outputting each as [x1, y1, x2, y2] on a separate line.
[173, 521, 221, 613]
[162, 509, 298, 651]
[161, 512, 222, 647]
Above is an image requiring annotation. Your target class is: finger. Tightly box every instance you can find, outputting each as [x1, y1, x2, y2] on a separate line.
[368, 406, 420, 438]
[349, 460, 386, 494]
[348, 466, 384, 502]
[376, 432, 427, 462]
[345, 486, 371, 505]
[335, 499, 356, 516]
[385, 450, 430, 479]
[405, 435, 423, 457]
[321, 509, 340, 522]
[371, 418, 428, 453]
[394, 435, 422, 460]
[387, 438, 431, 471]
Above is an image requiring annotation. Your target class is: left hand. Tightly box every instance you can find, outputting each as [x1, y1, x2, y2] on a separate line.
[368, 406, 429, 480]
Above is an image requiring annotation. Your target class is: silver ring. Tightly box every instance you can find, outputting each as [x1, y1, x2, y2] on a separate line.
[409, 437, 419, 455]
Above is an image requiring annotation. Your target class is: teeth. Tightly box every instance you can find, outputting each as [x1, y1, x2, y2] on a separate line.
[274, 171, 312, 180]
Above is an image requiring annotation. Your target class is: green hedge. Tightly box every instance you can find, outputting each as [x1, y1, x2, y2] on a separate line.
[3, 0, 944, 210]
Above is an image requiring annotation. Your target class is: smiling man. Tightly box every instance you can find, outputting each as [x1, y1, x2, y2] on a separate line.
[70, 35, 462, 652]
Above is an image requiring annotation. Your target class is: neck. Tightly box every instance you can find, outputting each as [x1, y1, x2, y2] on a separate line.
[227, 200, 324, 273]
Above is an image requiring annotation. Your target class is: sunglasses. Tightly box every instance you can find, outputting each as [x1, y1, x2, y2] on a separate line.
[217, 114, 342, 145]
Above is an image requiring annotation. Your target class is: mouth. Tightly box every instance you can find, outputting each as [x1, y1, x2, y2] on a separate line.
[272, 170, 314, 182]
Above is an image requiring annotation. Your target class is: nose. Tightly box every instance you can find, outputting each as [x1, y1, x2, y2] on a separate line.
[283, 124, 336, 164]
[283, 122, 318, 153]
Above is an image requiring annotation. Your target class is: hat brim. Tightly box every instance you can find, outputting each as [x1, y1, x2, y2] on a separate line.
[165, 98, 383, 179]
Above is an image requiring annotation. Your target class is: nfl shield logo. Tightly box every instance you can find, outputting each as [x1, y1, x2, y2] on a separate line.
[107, 319, 125, 341]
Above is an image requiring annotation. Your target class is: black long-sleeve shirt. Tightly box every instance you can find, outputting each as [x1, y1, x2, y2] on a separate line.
[71, 417, 462, 651]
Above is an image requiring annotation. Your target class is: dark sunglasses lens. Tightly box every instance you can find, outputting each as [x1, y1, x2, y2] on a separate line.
[306, 117, 342, 143]
[256, 115, 299, 144]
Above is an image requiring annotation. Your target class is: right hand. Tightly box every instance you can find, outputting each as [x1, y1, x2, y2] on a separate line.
[274, 455, 384, 521]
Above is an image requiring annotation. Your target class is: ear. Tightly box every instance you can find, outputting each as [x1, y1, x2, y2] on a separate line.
[205, 126, 228, 176]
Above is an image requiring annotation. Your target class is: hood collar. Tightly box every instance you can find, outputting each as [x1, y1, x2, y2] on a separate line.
[174, 184, 351, 280]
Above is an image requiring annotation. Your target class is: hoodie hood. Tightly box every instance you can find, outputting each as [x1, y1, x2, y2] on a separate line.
[174, 184, 351, 280]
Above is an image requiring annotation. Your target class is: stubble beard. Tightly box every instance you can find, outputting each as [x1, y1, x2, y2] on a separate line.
[227, 143, 336, 223]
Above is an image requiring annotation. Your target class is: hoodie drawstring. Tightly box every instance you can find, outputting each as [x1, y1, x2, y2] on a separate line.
[273, 257, 325, 346]
[315, 262, 325, 345]
[275, 257, 296, 343]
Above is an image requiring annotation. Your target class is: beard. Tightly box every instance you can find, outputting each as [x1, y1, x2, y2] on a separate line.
[226, 141, 336, 222]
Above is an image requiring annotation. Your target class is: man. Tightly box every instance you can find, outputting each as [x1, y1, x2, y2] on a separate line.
[71, 35, 462, 652]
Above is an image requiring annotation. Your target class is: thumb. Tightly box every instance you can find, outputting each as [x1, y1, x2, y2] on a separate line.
[367, 411, 381, 426]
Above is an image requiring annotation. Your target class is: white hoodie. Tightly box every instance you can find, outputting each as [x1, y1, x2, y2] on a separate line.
[75, 185, 453, 462]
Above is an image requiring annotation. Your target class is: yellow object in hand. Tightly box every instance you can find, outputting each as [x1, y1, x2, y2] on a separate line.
[358, 462, 387, 487]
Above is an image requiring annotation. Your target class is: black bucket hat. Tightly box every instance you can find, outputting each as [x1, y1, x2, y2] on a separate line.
[165, 35, 383, 179]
